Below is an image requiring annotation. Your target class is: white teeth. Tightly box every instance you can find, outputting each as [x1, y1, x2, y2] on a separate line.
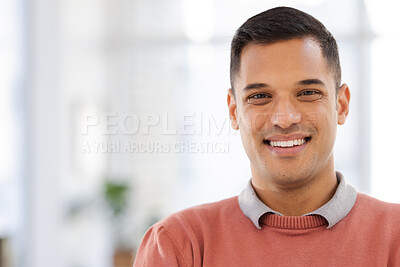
[269, 138, 306, 148]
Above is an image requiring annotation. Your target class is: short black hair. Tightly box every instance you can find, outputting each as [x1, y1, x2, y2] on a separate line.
[230, 7, 341, 94]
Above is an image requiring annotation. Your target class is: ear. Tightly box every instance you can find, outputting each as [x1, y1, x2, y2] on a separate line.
[227, 89, 239, 130]
[337, 83, 350, 125]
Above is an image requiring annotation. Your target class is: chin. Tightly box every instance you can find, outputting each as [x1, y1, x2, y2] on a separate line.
[259, 163, 317, 188]
[270, 173, 310, 188]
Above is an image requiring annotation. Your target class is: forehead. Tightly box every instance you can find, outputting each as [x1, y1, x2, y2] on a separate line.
[237, 38, 334, 89]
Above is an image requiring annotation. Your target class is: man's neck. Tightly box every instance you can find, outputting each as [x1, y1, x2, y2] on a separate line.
[251, 168, 338, 216]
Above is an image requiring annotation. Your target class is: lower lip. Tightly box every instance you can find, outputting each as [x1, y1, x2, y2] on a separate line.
[265, 140, 309, 156]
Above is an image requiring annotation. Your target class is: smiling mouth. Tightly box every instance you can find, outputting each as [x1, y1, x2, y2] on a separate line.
[263, 137, 311, 148]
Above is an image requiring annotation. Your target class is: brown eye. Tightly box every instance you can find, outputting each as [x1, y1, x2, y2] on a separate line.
[251, 93, 267, 99]
[247, 93, 271, 105]
[297, 90, 322, 101]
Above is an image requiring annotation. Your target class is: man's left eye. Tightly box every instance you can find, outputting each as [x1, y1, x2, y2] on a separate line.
[297, 90, 322, 101]
[300, 91, 317, 95]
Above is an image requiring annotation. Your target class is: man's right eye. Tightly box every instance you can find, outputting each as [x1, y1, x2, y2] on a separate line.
[247, 93, 271, 104]
[249, 93, 268, 99]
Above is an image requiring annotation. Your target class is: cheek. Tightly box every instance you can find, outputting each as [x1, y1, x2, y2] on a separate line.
[303, 111, 318, 130]
[241, 107, 271, 136]
[317, 111, 338, 139]
[304, 101, 336, 124]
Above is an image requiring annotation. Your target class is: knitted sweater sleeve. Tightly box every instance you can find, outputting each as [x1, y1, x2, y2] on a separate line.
[134, 224, 192, 267]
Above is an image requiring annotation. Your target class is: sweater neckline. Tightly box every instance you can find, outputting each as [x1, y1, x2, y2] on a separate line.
[238, 172, 358, 229]
[260, 213, 328, 229]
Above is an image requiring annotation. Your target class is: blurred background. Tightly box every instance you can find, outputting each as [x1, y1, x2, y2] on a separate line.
[1, 0, 400, 266]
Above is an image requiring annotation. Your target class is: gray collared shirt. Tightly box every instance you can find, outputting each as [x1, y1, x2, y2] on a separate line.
[238, 172, 357, 229]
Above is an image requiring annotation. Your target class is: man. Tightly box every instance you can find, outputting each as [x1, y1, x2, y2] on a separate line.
[134, 7, 400, 266]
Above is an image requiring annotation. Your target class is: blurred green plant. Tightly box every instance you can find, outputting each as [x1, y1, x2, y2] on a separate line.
[103, 181, 130, 218]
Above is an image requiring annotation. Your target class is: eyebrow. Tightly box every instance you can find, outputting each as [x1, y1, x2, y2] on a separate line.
[297, 79, 326, 87]
[242, 79, 326, 91]
[242, 83, 270, 91]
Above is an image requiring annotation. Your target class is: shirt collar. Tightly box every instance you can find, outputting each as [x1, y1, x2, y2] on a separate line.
[238, 172, 357, 229]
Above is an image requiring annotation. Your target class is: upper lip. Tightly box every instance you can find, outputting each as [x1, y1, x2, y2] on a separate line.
[265, 134, 310, 141]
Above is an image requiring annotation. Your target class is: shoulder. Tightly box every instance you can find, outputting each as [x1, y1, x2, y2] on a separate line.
[354, 194, 400, 260]
[149, 196, 241, 247]
[159, 196, 240, 231]
[356, 193, 400, 213]
[134, 196, 240, 266]
[353, 193, 400, 224]
[178, 196, 240, 218]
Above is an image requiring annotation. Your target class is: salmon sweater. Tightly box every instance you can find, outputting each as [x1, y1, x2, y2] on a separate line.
[134, 193, 400, 266]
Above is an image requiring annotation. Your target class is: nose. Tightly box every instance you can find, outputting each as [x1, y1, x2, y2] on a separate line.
[270, 98, 301, 129]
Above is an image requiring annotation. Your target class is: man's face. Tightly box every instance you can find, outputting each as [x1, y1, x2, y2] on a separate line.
[228, 38, 350, 188]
